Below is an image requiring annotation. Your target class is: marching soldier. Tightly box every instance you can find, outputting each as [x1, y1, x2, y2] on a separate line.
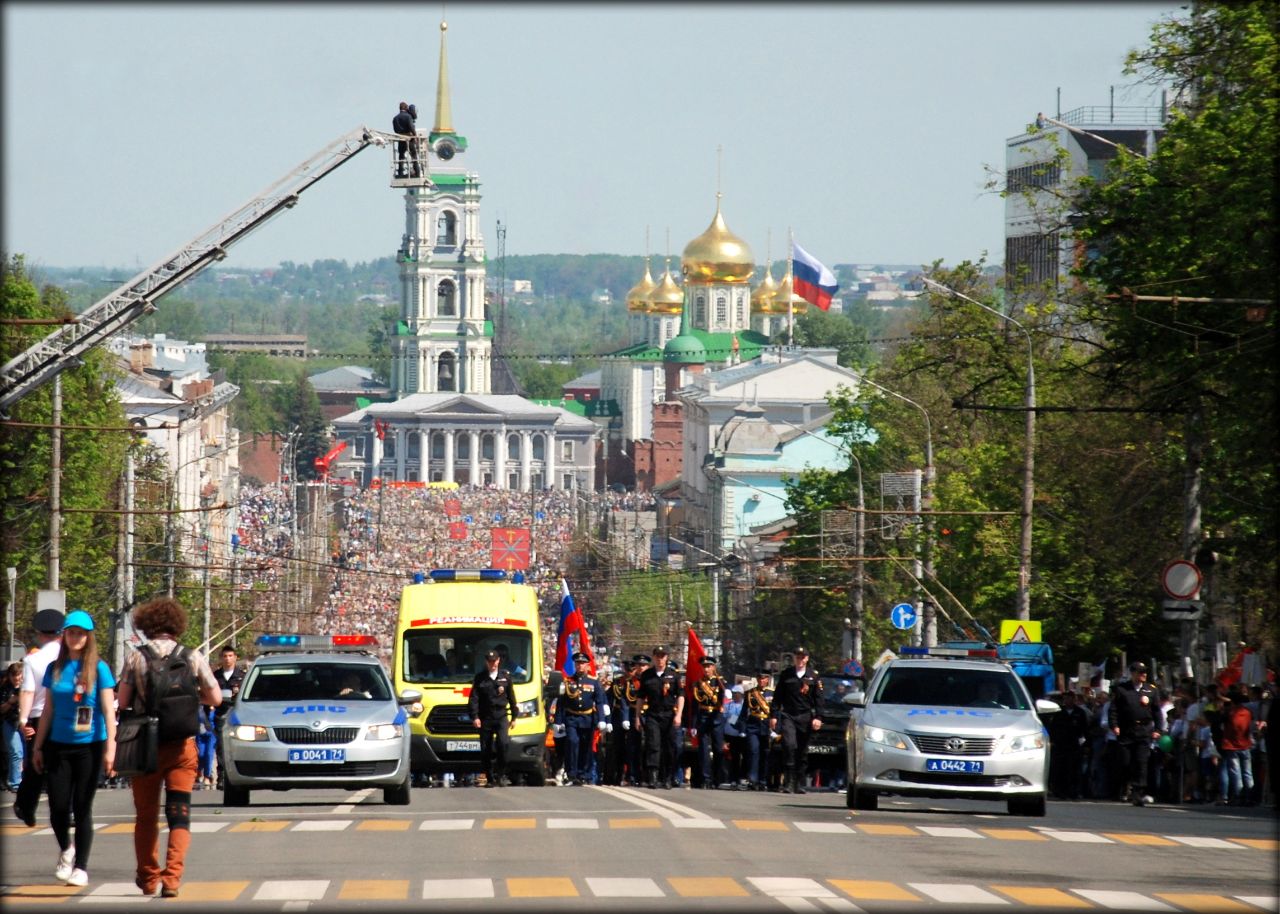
[742, 669, 774, 791]
[692, 657, 730, 788]
[622, 654, 649, 785]
[635, 646, 682, 789]
[469, 649, 519, 787]
[1109, 661, 1164, 806]
[555, 652, 606, 786]
[769, 646, 823, 794]
[603, 662, 630, 785]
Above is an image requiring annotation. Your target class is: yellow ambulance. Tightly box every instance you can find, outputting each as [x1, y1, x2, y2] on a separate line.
[391, 569, 548, 784]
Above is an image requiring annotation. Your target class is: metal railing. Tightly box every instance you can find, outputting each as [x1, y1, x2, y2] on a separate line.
[1059, 105, 1167, 127]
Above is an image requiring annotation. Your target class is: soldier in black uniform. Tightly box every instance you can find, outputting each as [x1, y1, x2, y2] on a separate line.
[742, 670, 774, 791]
[692, 658, 729, 788]
[635, 646, 683, 789]
[555, 652, 606, 786]
[769, 646, 823, 794]
[1048, 690, 1090, 799]
[469, 649, 519, 787]
[622, 655, 648, 785]
[1109, 661, 1165, 806]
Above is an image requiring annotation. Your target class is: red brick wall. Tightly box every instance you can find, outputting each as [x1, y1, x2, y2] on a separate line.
[239, 433, 286, 485]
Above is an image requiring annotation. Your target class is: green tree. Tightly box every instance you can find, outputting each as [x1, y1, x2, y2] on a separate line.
[286, 374, 328, 481]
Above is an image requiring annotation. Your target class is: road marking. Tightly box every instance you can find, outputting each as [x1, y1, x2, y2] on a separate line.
[668, 877, 749, 897]
[293, 819, 353, 831]
[854, 823, 917, 836]
[672, 818, 726, 828]
[982, 828, 1049, 841]
[338, 879, 408, 900]
[1167, 835, 1244, 849]
[991, 885, 1093, 907]
[355, 819, 411, 831]
[333, 788, 375, 813]
[735, 819, 789, 831]
[84, 882, 150, 900]
[585, 877, 664, 897]
[909, 883, 1011, 904]
[1231, 839, 1278, 851]
[794, 821, 854, 833]
[1040, 829, 1115, 843]
[609, 817, 662, 828]
[483, 817, 536, 829]
[230, 820, 290, 833]
[506, 877, 578, 897]
[917, 826, 984, 839]
[1235, 897, 1279, 911]
[547, 817, 599, 828]
[1074, 890, 1176, 910]
[170, 881, 249, 901]
[829, 879, 921, 901]
[253, 880, 329, 901]
[418, 818, 474, 830]
[1156, 895, 1260, 913]
[1103, 833, 1177, 846]
[420, 878, 493, 899]
[749, 877, 838, 898]
[98, 823, 135, 834]
[594, 784, 713, 820]
[188, 822, 229, 833]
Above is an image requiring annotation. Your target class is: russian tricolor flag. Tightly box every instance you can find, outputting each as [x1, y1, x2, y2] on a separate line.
[554, 579, 595, 677]
[792, 241, 838, 311]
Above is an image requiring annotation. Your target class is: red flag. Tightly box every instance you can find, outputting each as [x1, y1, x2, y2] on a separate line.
[448, 521, 467, 541]
[490, 527, 530, 571]
[684, 625, 708, 727]
[444, 498, 462, 517]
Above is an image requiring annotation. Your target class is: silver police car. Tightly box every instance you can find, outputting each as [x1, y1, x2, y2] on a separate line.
[844, 648, 1058, 816]
[222, 635, 420, 806]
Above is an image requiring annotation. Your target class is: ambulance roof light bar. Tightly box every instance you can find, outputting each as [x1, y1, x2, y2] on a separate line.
[426, 569, 509, 582]
[899, 646, 1001, 659]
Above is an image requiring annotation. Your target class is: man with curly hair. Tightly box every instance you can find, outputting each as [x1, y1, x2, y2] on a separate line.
[114, 598, 220, 898]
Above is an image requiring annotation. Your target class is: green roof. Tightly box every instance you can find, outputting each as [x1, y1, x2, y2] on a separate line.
[663, 332, 707, 364]
[608, 329, 769, 364]
[530, 398, 587, 416]
[430, 173, 469, 186]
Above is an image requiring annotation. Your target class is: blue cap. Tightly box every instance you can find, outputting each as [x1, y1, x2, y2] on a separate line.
[63, 609, 95, 632]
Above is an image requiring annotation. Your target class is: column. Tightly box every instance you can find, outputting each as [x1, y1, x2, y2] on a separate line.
[469, 430, 480, 485]
[546, 430, 557, 490]
[394, 428, 406, 482]
[444, 429, 455, 483]
[519, 430, 531, 493]
[495, 425, 507, 488]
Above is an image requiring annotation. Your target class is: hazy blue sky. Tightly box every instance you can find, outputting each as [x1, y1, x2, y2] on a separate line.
[4, 3, 1176, 273]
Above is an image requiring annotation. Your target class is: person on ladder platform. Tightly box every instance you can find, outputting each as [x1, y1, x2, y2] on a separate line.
[392, 101, 418, 178]
[769, 646, 823, 794]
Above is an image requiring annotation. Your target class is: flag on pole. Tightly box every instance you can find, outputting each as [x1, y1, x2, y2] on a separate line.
[554, 579, 595, 677]
[791, 241, 838, 311]
[684, 625, 708, 727]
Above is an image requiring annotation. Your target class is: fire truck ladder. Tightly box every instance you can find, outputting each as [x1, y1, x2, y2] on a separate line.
[1, 126, 406, 414]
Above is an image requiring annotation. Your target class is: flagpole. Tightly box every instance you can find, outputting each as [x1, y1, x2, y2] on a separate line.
[787, 227, 795, 348]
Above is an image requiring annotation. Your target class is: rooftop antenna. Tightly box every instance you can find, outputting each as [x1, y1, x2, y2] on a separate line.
[716, 144, 723, 202]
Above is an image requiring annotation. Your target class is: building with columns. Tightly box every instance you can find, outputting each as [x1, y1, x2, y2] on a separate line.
[331, 21, 595, 491]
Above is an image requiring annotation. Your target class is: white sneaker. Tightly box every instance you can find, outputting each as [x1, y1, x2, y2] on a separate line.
[54, 846, 75, 881]
[64, 868, 89, 887]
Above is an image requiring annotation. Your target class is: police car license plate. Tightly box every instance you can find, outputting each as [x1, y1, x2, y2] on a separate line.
[925, 758, 983, 773]
[445, 740, 480, 752]
[288, 748, 345, 764]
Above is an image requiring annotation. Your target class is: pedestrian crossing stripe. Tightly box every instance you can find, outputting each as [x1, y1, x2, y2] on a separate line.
[1, 819, 1271, 849]
[2, 878, 1276, 908]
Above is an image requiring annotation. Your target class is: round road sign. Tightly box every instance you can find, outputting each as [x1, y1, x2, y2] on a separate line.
[1161, 560, 1202, 600]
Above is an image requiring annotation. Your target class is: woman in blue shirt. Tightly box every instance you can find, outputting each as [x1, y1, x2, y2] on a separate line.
[32, 610, 117, 888]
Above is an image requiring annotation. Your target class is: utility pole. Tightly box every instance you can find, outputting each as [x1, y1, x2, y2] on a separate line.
[48, 375, 61, 590]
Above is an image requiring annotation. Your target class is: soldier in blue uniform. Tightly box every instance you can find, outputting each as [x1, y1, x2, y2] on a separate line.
[769, 647, 823, 794]
[622, 655, 648, 785]
[603, 662, 630, 785]
[742, 669, 775, 791]
[692, 657, 729, 788]
[555, 652, 606, 786]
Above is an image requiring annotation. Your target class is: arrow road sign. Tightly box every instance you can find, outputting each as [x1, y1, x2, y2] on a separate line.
[1161, 599, 1204, 622]
[890, 602, 917, 631]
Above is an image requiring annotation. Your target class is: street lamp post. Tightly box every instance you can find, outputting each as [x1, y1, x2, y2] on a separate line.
[922, 276, 1035, 620]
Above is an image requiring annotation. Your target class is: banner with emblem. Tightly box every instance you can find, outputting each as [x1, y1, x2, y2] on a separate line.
[490, 527, 530, 570]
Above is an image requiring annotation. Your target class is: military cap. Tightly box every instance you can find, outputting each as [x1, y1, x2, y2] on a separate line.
[633, 654, 652, 664]
[572, 651, 592, 664]
[652, 645, 669, 656]
[1128, 660, 1147, 673]
[483, 649, 500, 661]
[794, 645, 810, 656]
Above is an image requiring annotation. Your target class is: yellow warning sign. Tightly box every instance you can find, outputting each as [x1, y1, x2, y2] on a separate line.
[999, 620, 1042, 644]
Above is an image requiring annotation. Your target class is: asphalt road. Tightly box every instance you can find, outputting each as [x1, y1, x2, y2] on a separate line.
[4, 783, 1276, 911]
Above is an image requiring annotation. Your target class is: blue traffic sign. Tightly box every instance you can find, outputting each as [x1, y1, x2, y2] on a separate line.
[890, 602, 917, 630]
[843, 659, 865, 678]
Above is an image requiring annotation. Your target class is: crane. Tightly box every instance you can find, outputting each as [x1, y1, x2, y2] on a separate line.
[0, 126, 414, 414]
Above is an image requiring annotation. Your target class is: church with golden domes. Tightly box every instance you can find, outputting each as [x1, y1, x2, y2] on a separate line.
[600, 194, 816, 491]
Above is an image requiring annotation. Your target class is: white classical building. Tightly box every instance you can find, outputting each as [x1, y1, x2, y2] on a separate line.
[331, 21, 595, 490]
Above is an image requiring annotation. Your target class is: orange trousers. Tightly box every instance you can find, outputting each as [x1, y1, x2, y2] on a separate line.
[130, 738, 196, 891]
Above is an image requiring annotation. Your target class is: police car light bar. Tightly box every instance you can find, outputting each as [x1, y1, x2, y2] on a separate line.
[899, 646, 997, 658]
[255, 634, 379, 652]
[427, 569, 508, 582]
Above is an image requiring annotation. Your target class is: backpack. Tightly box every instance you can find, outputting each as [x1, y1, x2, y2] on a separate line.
[140, 644, 201, 743]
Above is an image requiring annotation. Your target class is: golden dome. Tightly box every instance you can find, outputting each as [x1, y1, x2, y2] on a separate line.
[626, 259, 657, 313]
[772, 268, 810, 314]
[648, 260, 685, 315]
[681, 199, 755, 284]
[750, 268, 781, 315]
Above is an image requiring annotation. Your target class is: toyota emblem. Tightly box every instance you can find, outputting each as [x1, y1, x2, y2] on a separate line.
[945, 737, 966, 752]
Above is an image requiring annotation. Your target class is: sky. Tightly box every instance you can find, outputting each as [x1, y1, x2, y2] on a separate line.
[3, 2, 1178, 274]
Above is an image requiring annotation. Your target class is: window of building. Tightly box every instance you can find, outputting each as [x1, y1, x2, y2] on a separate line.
[352, 437, 366, 458]
[481, 434, 495, 460]
[562, 473, 575, 491]
[507, 472, 520, 489]
[482, 471, 493, 486]
[456, 433, 471, 461]
[532, 434, 545, 462]
[531, 472, 544, 490]
[1004, 231, 1060, 291]
[437, 351, 457, 391]
[508, 433, 521, 461]
[437, 211, 457, 246]
[561, 440, 574, 462]
[407, 470, 418, 483]
[384, 435, 396, 459]
[695, 294, 706, 326]
[437, 280, 457, 317]
[715, 294, 728, 325]
[431, 432, 445, 460]
[407, 433, 420, 460]
[431, 470, 443, 482]
[406, 347, 418, 390]
[1006, 161, 1062, 194]
[736, 292, 747, 325]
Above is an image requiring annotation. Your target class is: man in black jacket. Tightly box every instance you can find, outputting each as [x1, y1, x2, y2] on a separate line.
[769, 646, 823, 794]
[1109, 661, 1165, 806]
[634, 646, 682, 789]
[392, 101, 418, 177]
[1048, 690, 1090, 799]
[470, 650, 518, 787]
